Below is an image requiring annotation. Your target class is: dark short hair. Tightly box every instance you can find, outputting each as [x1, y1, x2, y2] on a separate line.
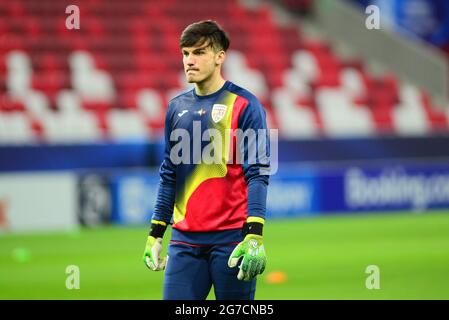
[180, 20, 230, 52]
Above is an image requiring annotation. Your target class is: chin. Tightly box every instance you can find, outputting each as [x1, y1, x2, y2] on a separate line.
[185, 74, 197, 83]
[186, 76, 204, 84]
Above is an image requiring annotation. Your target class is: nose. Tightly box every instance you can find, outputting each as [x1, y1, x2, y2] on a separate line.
[185, 54, 195, 67]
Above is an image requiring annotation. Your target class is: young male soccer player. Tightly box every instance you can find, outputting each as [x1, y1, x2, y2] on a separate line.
[142, 20, 270, 300]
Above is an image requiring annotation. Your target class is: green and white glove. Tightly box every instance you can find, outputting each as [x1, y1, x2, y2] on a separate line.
[228, 217, 267, 281]
[143, 236, 166, 271]
[142, 220, 168, 271]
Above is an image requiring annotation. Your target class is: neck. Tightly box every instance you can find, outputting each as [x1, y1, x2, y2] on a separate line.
[194, 72, 226, 96]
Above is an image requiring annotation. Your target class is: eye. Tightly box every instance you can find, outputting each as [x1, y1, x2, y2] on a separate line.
[195, 50, 205, 55]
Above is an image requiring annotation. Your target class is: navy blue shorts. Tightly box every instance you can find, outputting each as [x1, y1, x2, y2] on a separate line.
[163, 242, 257, 300]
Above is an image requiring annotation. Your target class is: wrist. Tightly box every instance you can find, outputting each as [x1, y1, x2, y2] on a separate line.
[149, 220, 168, 238]
[242, 216, 264, 237]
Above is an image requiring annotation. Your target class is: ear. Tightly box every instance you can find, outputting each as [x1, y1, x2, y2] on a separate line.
[215, 50, 226, 66]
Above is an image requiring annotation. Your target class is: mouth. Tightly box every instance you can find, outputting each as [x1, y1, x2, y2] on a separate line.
[186, 69, 199, 73]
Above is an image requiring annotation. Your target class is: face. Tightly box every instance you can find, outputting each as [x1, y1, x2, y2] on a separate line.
[182, 42, 225, 84]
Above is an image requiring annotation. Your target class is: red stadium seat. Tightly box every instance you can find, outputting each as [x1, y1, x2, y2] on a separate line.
[421, 92, 449, 131]
[0, 94, 26, 112]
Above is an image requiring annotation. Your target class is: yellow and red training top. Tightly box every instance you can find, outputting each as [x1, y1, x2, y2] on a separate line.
[152, 81, 270, 245]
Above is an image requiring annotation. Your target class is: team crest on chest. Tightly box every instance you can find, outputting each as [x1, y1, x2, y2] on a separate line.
[211, 104, 227, 123]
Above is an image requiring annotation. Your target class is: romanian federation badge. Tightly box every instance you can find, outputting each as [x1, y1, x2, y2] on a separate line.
[211, 104, 227, 123]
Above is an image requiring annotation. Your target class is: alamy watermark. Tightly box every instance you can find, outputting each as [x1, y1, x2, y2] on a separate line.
[65, 265, 80, 290]
[365, 5, 381, 30]
[365, 265, 380, 290]
[66, 5, 80, 30]
[169, 121, 278, 175]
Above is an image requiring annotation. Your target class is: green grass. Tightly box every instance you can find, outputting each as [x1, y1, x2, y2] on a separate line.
[1, 211, 449, 299]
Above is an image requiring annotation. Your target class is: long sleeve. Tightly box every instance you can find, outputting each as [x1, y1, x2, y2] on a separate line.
[152, 104, 177, 224]
[237, 99, 270, 219]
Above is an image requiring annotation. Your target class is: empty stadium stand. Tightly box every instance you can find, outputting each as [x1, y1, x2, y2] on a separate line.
[0, 0, 448, 144]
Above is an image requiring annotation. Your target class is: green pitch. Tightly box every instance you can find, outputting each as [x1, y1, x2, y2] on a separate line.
[1, 211, 449, 300]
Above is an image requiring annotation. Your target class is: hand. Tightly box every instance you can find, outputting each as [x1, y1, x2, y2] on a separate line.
[142, 236, 166, 271]
[228, 234, 266, 281]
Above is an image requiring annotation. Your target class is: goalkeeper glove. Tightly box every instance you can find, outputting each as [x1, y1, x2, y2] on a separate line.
[143, 220, 168, 271]
[228, 217, 266, 281]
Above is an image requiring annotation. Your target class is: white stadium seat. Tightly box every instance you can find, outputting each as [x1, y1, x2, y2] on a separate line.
[56, 90, 82, 114]
[136, 89, 163, 120]
[316, 88, 375, 137]
[41, 110, 102, 143]
[340, 68, 366, 98]
[291, 50, 319, 83]
[392, 83, 430, 135]
[392, 103, 430, 136]
[272, 88, 318, 138]
[224, 50, 269, 101]
[69, 51, 116, 102]
[23, 90, 51, 117]
[106, 110, 149, 141]
[0, 113, 35, 144]
[282, 69, 311, 97]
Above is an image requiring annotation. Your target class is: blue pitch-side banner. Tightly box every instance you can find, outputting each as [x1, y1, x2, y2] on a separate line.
[110, 171, 160, 224]
[3, 137, 449, 172]
[266, 169, 319, 219]
[320, 164, 449, 213]
[109, 162, 449, 224]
